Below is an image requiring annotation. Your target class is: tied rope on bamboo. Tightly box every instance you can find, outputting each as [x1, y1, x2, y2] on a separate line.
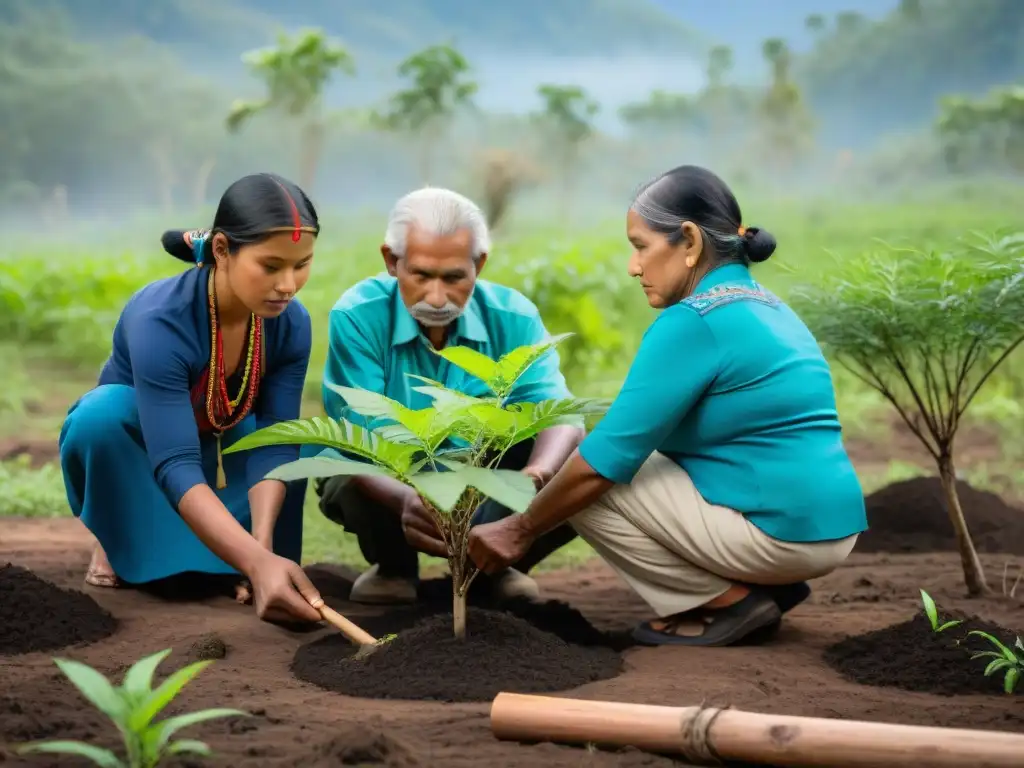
[678, 701, 731, 766]
[205, 267, 263, 489]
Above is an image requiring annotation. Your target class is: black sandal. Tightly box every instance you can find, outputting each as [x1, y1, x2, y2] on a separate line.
[632, 590, 782, 647]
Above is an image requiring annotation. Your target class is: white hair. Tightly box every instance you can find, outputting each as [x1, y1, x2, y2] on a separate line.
[383, 187, 491, 261]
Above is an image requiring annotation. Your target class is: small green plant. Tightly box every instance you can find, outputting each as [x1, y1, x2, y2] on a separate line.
[920, 589, 963, 633]
[18, 649, 247, 767]
[968, 631, 1024, 694]
[791, 234, 1024, 595]
[225, 333, 609, 639]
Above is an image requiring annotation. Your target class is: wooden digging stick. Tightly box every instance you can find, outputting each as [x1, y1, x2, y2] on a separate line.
[310, 598, 377, 646]
[490, 692, 1024, 767]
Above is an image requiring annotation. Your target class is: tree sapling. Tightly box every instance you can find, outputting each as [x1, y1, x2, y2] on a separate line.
[225, 333, 608, 639]
[790, 234, 1024, 595]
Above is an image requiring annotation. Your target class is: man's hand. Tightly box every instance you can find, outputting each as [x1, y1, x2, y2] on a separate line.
[468, 515, 535, 574]
[522, 465, 554, 491]
[245, 551, 324, 624]
[400, 494, 447, 557]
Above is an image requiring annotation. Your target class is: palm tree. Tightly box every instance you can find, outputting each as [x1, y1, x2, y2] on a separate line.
[226, 29, 355, 191]
[376, 43, 478, 185]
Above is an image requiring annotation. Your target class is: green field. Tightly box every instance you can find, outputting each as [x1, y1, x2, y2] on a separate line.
[4, 182, 1024, 574]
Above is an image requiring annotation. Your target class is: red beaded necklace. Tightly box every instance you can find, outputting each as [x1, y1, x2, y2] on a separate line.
[206, 267, 263, 488]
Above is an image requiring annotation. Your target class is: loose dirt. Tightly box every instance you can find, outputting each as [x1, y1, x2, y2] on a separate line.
[824, 610, 1022, 697]
[0, 562, 117, 656]
[855, 476, 1024, 555]
[1, 518, 1022, 768]
[293, 607, 622, 702]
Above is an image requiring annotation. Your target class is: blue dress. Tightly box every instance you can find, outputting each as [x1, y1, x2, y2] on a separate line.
[58, 265, 311, 584]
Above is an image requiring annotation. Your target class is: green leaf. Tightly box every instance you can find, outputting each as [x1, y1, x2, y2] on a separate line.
[17, 741, 125, 767]
[53, 658, 128, 724]
[457, 465, 537, 512]
[130, 660, 212, 732]
[491, 333, 574, 397]
[1004, 667, 1020, 694]
[324, 384, 408, 421]
[167, 739, 212, 757]
[266, 456, 394, 483]
[968, 630, 1019, 662]
[984, 658, 1012, 676]
[434, 333, 574, 399]
[151, 708, 249, 754]
[919, 589, 939, 630]
[223, 416, 420, 475]
[937, 619, 963, 632]
[432, 346, 498, 386]
[436, 462, 538, 513]
[410, 470, 469, 513]
[122, 649, 172, 702]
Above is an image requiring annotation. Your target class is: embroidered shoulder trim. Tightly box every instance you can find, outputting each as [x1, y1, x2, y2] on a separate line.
[681, 284, 780, 316]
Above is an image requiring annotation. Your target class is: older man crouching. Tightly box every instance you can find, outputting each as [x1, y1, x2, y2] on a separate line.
[316, 187, 583, 604]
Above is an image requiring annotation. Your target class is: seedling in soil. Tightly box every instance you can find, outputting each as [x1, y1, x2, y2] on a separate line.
[790, 233, 1024, 595]
[919, 589, 963, 633]
[225, 333, 609, 638]
[968, 631, 1024, 694]
[17, 649, 247, 767]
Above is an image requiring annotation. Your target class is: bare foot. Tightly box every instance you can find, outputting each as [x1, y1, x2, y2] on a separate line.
[235, 579, 253, 604]
[84, 545, 119, 588]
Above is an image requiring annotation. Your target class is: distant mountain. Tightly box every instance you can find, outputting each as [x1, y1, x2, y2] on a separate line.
[0, 0, 708, 60]
[798, 0, 1024, 145]
[651, 0, 897, 74]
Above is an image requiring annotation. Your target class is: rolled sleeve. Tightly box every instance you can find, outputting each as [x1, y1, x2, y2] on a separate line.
[127, 318, 207, 508]
[246, 307, 313, 486]
[579, 306, 721, 484]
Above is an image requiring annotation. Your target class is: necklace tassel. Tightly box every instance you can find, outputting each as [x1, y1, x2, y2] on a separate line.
[216, 434, 227, 490]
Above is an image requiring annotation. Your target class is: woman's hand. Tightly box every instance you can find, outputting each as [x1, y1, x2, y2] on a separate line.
[467, 515, 535, 574]
[245, 551, 323, 624]
[400, 493, 448, 557]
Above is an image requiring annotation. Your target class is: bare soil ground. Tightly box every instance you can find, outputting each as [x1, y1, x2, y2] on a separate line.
[1, 517, 1022, 768]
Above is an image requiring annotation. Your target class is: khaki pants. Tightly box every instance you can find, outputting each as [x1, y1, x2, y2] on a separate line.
[570, 452, 858, 617]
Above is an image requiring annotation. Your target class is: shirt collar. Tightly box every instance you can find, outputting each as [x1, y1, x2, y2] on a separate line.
[391, 290, 489, 347]
[694, 262, 753, 293]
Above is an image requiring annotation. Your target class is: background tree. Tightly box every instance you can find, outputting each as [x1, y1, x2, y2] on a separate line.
[937, 86, 1024, 174]
[789, 235, 1024, 596]
[898, 0, 924, 21]
[805, 14, 827, 34]
[226, 29, 355, 192]
[376, 43, 478, 185]
[758, 38, 815, 171]
[532, 84, 599, 221]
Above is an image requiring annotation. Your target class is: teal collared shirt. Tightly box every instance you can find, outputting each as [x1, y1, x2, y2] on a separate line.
[578, 263, 867, 544]
[322, 274, 572, 424]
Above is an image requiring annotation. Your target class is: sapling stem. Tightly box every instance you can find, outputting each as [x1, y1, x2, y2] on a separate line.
[453, 583, 468, 640]
[938, 453, 989, 595]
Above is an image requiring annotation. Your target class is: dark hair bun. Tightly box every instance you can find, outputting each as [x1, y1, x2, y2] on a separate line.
[742, 227, 777, 263]
[161, 229, 208, 265]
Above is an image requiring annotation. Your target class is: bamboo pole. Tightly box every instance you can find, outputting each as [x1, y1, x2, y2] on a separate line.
[490, 693, 1024, 767]
[310, 599, 377, 646]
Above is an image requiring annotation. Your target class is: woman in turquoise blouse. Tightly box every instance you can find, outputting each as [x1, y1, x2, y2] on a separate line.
[59, 172, 326, 625]
[457, 165, 868, 647]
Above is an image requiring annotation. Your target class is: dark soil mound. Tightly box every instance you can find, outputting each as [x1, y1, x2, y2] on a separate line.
[855, 476, 1024, 555]
[0, 563, 117, 655]
[188, 632, 228, 661]
[292, 607, 623, 703]
[824, 611, 1023, 696]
